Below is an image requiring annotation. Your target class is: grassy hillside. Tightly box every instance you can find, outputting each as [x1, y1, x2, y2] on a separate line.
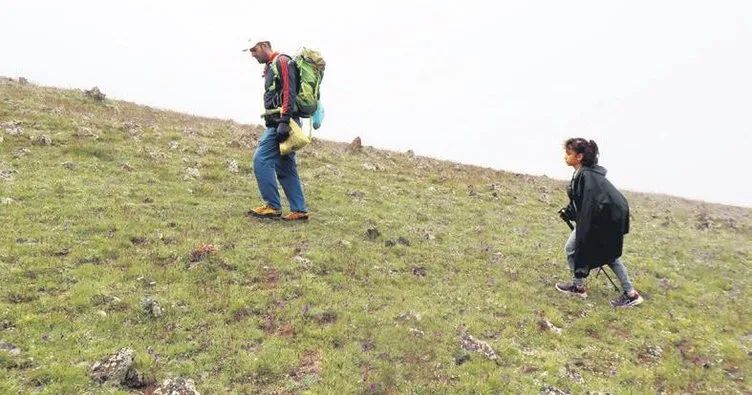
[1, 77, 750, 394]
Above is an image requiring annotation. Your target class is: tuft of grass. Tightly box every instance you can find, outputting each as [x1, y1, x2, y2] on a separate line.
[1, 78, 750, 393]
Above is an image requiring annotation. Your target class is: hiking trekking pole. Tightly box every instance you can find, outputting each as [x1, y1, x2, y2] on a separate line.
[559, 212, 620, 292]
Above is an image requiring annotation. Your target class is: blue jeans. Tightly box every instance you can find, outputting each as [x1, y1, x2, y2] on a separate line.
[565, 229, 634, 292]
[252, 124, 307, 212]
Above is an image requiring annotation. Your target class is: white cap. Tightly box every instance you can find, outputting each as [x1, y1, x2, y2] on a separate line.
[241, 39, 270, 52]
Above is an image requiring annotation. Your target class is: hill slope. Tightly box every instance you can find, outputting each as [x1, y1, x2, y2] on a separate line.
[1, 78, 751, 394]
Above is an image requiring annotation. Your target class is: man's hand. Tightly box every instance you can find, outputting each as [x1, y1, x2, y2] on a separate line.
[558, 207, 568, 221]
[276, 122, 291, 143]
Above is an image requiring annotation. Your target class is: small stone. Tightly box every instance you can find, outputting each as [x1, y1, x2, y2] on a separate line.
[365, 227, 380, 241]
[153, 377, 200, 395]
[361, 162, 377, 171]
[62, 162, 76, 170]
[293, 255, 312, 265]
[0, 340, 21, 356]
[346, 190, 365, 199]
[538, 319, 562, 335]
[455, 353, 471, 365]
[84, 86, 106, 102]
[31, 135, 52, 146]
[184, 167, 200, 180]
[141, 297, 163, 318]
[226, 159, 239, 173]
[338, 240, 351, 248]
[347, 137, 362, 153]
[1, 198, 15, 204]
[397, 237, 411, 246]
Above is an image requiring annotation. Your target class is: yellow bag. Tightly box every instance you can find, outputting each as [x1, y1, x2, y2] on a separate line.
[279, 119, 311, 156]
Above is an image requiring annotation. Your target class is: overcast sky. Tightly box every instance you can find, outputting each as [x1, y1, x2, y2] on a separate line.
[2, 1, 751, 207]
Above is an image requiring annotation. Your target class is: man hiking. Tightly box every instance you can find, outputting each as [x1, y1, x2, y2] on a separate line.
[244, 39, 309, 221]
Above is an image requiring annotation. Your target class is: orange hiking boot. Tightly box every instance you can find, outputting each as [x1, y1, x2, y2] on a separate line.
[282, 211, 309, 221]
[247, 204, 281, 219]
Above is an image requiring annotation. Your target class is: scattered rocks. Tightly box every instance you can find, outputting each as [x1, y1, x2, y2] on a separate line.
[294, 255, 312, 265]
[540, 384, 571, 395]
[0, 340, 21, 356]
[196, 145, 209, 155]
[84, 86, 106, 102]
[459, 332, 499, 364]
[183, 167, 200, 180]
[13, 148, 31, 158]
[408, 328, 425, 337]
[644, 345, 663, 360]
[562, 363, 584, 383]
[538, 319, 562, 335]
[153, 377, 200, 395]
[226, 159, 239, 173]
[168, 140, 179, 150]
[347, 136, 362, 153]
[1, 197, 15, 204]
[62, 161, 76, 170]
[141, 297, 164, 318]
[31, 134, 52, 146]
[1, 121, 23, 136]
[313, 163, 342, 179]
[0, 169, 17, 182]
[361, 162, 377, 171]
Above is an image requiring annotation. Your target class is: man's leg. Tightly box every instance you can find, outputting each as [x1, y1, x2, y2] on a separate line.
[253, 127, 282, 210]
[276, 150, 307, 213]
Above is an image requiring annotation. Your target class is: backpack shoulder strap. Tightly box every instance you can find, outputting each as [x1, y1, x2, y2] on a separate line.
[269, 53, 294, 80]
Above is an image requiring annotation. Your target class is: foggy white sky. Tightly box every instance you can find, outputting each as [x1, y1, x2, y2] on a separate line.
[1, 1, 751, 207]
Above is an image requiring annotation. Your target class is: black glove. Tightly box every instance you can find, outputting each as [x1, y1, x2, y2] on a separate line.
[276, 122, 291, 143]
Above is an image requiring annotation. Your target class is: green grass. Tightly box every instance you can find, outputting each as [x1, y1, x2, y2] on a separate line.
[1, 77, 751, 394]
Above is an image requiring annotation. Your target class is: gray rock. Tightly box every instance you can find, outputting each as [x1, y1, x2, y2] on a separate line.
[0, 340, 21, 356]
[88, 348, 136, 384]
[142, 297, 164, 318]
[225, 159, 239, 173]
[84, 86, 106, 102]
[153, 377, 200, 395]
[2, 121, 23, 136]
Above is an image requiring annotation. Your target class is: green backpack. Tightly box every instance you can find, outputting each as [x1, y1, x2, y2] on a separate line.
[271, 47, 326, 117]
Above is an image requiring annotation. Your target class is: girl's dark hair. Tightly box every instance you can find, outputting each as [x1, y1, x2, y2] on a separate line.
[564, 138, 599, 166]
